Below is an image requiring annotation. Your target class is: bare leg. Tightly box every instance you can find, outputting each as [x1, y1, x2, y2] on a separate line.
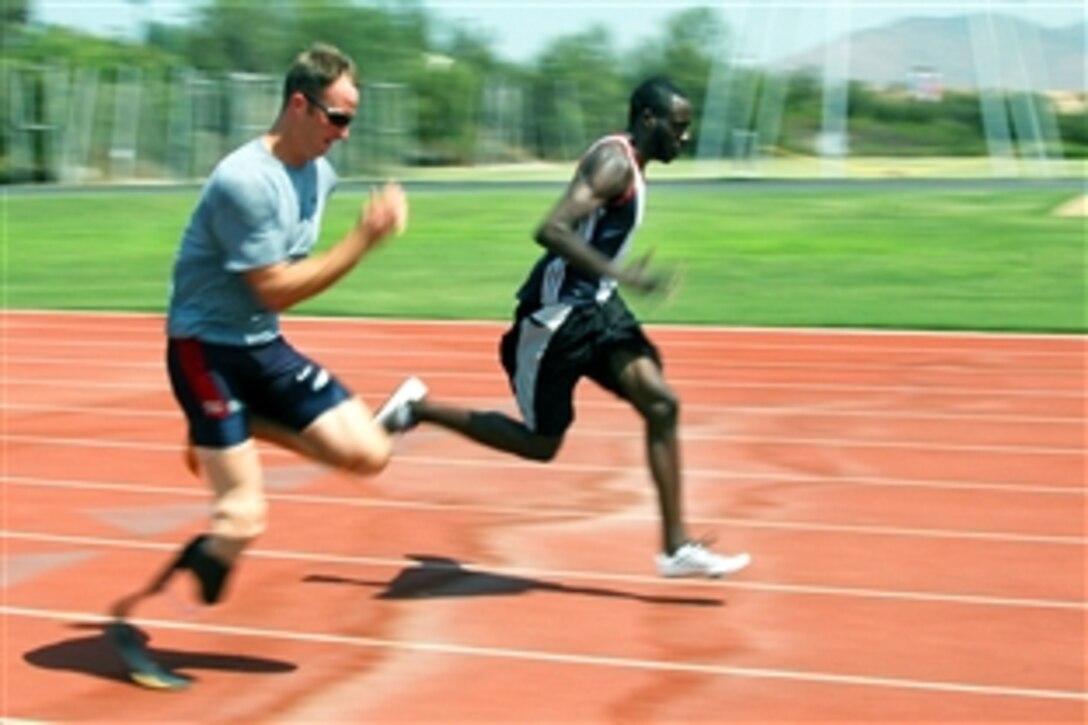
[183, 397, 388, 476]
[297, 397, 393, 474]
[182, 416, 316, 476]
[112, 441, 263, 617]
[611, 350, 686, 554]
[414, 399, 562, 462]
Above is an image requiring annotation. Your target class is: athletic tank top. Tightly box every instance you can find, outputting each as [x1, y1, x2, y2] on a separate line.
[516, 134, 645, 311]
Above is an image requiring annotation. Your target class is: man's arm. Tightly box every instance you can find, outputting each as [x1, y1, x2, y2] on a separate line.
[245, 182, 407, 312]
[533, 141, 658, 293]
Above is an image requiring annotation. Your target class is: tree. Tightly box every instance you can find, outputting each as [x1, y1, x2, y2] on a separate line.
[410, 24, 502, 162]
[533, 26, 626, 158]
[184, 0, 291, 73]
[1, 0, 29, 26]
[627, 7, 727, 152]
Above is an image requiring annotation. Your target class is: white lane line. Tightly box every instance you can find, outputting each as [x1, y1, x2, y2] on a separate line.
[3, 309, 1083, 345]
[0, 349, 1059, 374]
[3, 431, 1083, 456]
[2, 604, 1085, 702]
[3, 530, 1085, 611]
[3, 400, 1083, 426]
[5, 475, 1086, 544]
[4, 412, 1084, 449]
[5, 434, 1084, 490]
[4, 374, 1083, 399]
[6, 470, 1084, 545]
[7, 465, 1085, 497]
[6, 353, 1085, 377]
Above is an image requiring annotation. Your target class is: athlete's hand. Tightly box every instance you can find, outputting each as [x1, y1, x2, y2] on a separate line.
[620, 251, 673, 295]
[359, 182, 408, 246]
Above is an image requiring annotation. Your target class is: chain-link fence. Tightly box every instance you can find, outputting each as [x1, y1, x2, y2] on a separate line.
[1, 63, 414, 183]
[1, 53, 1080, 184]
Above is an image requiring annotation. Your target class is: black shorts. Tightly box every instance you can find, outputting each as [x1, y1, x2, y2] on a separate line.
[500, 294, 661, 437]
[167, 337, 352, 448]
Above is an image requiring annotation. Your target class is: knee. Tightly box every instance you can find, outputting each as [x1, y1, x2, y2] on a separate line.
[311, 423, 394, 475]
[524, 435, 563, 462]
[213, 495, 268, 543]
[339, 438, 394, 476]
[643, 391, 679, 430]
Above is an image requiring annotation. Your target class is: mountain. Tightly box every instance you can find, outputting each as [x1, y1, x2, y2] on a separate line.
[774, 15, 1086, 92]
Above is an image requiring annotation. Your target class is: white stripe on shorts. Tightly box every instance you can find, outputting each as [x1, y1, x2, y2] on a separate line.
[514, 305, 571, 431]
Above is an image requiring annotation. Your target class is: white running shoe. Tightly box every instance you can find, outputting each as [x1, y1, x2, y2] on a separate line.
[657, 542, 751, 579]
[375, 376, 428, 432]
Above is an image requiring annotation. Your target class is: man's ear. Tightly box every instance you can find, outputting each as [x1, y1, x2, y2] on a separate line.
[289, 91, 308, 114]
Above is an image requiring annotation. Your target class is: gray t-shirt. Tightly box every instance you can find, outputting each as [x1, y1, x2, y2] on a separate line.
[166, 138, 337, 345]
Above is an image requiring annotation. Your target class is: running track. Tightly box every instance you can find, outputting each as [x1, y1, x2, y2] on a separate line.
[2, 311, 1085, 722]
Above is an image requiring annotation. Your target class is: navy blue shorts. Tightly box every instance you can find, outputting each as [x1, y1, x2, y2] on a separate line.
[167, 337, 352, 448]
[500, 294, 661, 437]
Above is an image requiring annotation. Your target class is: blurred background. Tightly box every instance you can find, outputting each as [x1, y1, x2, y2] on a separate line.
[2, 0, 1085, 184]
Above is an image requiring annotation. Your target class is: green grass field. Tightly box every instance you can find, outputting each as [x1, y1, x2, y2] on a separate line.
[3, 182, 1084, 332]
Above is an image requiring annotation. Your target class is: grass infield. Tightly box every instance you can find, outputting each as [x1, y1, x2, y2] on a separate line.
[3, 182, 1084, 332]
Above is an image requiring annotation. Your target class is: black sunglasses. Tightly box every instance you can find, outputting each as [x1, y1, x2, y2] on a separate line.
[303, 93, 354, 128]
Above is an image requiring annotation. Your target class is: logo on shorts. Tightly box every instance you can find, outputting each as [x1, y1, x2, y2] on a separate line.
[202, 399, 241, 419]
[295, 364, 330, 392]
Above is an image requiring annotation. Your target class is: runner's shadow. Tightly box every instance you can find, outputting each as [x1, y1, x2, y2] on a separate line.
[24, 622, 297, 685]
[305, 554, 723, 607]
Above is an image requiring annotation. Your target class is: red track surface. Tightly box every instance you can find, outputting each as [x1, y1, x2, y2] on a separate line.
[2, 311, 1085, 722]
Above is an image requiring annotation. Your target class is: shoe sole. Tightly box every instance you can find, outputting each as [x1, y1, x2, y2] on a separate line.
[107, 621, 192, 691]
[659, 552, 752, 578]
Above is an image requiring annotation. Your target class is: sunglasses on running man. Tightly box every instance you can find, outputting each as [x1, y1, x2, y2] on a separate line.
[303, 93, 354, 128]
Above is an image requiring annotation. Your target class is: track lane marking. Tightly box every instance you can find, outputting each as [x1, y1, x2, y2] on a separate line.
[3, 530, 1084, 610]
[2, 605, 1085, 702]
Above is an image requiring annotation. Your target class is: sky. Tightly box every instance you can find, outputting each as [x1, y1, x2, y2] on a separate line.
[31, 1, 1087, 65]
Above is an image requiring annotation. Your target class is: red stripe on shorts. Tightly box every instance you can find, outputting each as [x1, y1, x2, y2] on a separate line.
[176, 339, 232, 419]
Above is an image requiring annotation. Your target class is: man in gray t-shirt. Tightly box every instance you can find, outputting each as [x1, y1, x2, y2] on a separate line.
[107, 44, 427, 688]
[167, 137, 337, 346]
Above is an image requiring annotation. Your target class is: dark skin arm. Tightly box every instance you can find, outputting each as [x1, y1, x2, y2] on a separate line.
[533, 140, 662, 294]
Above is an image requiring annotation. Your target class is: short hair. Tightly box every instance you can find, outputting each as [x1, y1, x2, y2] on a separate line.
[629, 76, 687, 125]
[282, 43, 356, 106]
